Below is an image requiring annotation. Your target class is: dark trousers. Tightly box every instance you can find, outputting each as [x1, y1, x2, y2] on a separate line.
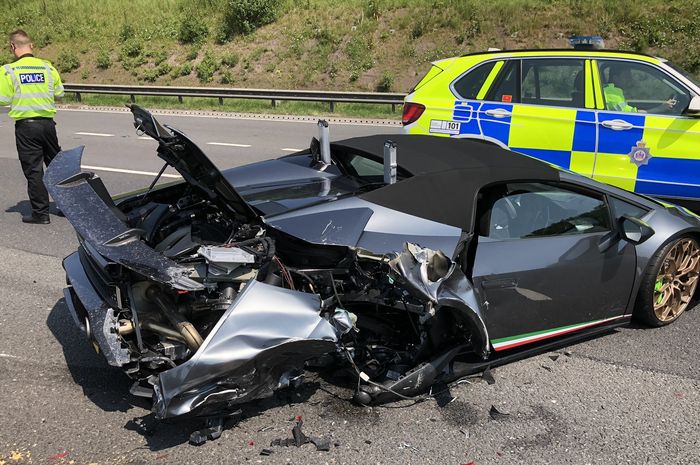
[15, 118, 61, 217]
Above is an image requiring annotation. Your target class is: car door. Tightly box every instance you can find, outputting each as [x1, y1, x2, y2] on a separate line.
[592, 58, 700, 199]
[477, 58, 599, 178]
[470, 181, 636, 351]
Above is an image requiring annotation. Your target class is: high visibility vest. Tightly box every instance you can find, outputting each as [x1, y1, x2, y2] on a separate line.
[0, 55, 64, 120]
[603, 83, 637, 113]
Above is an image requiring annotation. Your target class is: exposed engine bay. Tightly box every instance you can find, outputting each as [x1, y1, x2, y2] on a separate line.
[111, 185, 488, 418]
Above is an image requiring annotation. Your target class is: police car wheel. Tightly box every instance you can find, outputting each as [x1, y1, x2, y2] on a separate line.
[634, 236, 700, 327]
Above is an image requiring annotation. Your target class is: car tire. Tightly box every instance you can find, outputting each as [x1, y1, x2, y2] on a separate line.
[634, 236, 700, 327]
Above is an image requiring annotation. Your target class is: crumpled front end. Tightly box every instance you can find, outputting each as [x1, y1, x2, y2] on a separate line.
[153, 280, 337, 419]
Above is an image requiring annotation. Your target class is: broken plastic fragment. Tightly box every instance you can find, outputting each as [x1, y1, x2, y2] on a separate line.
[188, 417, 224, 446]
[489, 405, 510, 421]
[431, 381, 455, 407]
[481, 367, 496, 385]
[270, 420, 331, 452]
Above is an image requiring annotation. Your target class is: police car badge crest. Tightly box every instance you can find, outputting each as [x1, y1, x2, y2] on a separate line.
[628, 140, 652, 167]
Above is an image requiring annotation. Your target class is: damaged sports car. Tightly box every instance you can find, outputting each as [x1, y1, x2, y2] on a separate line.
[48, 105, 700, 420]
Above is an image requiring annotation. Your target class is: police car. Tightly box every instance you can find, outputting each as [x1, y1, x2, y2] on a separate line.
[402, 37, 700, 210]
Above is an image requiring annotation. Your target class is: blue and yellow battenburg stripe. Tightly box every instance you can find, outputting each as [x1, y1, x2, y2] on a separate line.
[447, 101, 700, 200]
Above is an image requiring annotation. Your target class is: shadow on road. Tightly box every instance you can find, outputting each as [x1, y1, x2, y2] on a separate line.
[46, 298, 145, 414]
[6, 199, 64, 217]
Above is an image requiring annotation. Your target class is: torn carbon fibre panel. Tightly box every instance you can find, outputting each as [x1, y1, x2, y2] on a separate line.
[44, 146, 202, 291]
[153, 280, 338, 419]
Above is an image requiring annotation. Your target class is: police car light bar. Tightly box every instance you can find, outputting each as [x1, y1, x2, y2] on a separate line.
[569, 35, 605, 50]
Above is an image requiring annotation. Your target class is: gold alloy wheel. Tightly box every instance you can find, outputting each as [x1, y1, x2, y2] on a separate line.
[653, 238, 700, 322]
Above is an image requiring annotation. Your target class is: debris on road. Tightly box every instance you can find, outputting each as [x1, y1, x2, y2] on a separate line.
[189, 417, 225, 446]
[270, 419, 331, 452]
[481, 367, 496, 385]
[489, 405, 510, 421]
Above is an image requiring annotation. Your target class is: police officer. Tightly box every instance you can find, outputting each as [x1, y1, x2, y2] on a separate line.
[603, 64, 677, 114]
[0, 29, 64, 224]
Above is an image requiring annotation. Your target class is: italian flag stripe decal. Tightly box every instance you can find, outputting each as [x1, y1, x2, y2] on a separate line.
[491, 315, 630, 351]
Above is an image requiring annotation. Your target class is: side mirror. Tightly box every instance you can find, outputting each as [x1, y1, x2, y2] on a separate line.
[683, 95, 700, 116]
[619, 215, 654, 245]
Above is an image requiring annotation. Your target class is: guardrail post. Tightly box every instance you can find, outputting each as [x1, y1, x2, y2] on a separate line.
[271, 99, 277, 108]
[329, 101, 334, 113]
[391, 103, 396, 113]
[178, 96, 183, 104]
[130, 94, 135, 103]
[75, 92, 81, 103]
[218, 97, 224, 105]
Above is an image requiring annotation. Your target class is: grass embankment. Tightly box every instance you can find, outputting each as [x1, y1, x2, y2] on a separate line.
[3, 0, 700, 118]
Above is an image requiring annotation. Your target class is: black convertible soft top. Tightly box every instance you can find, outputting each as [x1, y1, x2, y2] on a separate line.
[331, 134, 562, 232]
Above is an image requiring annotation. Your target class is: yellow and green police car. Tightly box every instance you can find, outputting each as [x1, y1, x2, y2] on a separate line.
[402, 41, 700, 209]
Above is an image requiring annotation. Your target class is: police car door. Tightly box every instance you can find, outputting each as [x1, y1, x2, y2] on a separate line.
[480, 58, 598, 177]
[592, 59, 700, 200]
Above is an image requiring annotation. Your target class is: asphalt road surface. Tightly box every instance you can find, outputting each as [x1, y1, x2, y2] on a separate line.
[0, 107, 698, 465]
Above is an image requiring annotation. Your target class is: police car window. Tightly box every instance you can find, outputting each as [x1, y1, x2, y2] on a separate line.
[486, 60, 519, 104]
[598, 60, 690, 116]
[610, 197, 648, 220]
[478, 182, 611, 240]
[453, 61, 497, 100]
[521, 59, 585, 108]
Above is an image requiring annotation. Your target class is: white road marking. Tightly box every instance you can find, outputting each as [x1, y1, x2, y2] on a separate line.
[81, 164, 182, 178]
[138, 136, 153, 140]
[282, 147, 303, 152]
[75, 132, 115, 137]
[207, 142, 251, 148]
[0, 353, 19, 359]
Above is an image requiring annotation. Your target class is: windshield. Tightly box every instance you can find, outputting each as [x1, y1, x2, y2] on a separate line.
[665, 61, 700, 89]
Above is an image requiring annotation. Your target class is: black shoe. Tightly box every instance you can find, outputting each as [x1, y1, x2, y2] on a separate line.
[22, 215, 50, 224]
[55, 209, 65, 217]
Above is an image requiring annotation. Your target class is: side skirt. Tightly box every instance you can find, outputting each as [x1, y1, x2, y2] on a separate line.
[448, 318, 631, 381]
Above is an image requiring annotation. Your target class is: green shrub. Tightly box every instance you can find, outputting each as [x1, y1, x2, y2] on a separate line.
[346, 36, 373, 73]
[221, 0, 280, 38]
[178, 15, 208, 44]
[196, 52, 218, 83]
[57, 51, 80, 73]
[81, 69, 90, 80]
[141, 68, 159, 82]
[119, 23, 135, 42]
[156, 62, 173, 76]
[363, 0, 381, 20]
[376, 71, 393, 92]
[96, 50, 111, 70]
[181, 62, 193, 76]
[410, 20, 425, 39]
[220, 70, 234, 84]
[121, 39, 143, 59]
[221, 52, 240, 67]
[152, 50, 168, 66]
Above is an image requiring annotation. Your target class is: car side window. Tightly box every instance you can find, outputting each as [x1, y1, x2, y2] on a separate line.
[477, 182, 611, 240]
[521, 59, 586, 108]
[598, 59, 690, 115]
[609, 197, 649, 220]
[486, 60, 519, 103]
[452, 61, 498, 100]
